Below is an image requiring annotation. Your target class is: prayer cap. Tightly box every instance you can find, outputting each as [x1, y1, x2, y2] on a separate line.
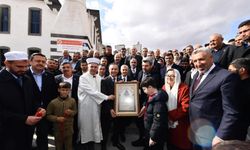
[4, 51, 28, 61]
[86, 57, 100, 64]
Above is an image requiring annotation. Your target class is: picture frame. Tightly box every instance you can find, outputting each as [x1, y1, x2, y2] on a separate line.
[114, 82, 140, 116]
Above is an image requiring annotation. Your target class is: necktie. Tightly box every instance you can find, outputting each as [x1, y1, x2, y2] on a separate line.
[192, 73, 203, 92]
[17, 76, 23, 87]
[123, 77, 126, 82]
[132, 68, 136, 74]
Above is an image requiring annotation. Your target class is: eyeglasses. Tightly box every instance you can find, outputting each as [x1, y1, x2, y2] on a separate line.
[166, 75, 175, 78]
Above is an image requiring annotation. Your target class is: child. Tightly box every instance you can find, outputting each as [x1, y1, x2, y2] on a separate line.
[140, 77, 168, 150]
[47, 82, 77, 150]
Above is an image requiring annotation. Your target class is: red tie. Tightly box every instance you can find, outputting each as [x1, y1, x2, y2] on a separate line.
[192, 73, 203, 92]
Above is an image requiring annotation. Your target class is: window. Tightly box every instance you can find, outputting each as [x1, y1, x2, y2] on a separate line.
[0, 5, 10, 33]
[28, 8, 41, 35]
[27, 47, 41, 58]
[0, 46, 9, 68]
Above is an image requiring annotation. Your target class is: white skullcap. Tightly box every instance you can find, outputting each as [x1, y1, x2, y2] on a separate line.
[86, 57, 100, 64]
[4, 51, 28, 61]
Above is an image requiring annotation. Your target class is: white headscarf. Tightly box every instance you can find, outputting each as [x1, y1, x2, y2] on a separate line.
[165, 69, 181, 128]
[165, 69, 181, 111]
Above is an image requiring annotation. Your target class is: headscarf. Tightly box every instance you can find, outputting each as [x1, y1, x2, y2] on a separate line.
[164, 69, 181, 128]
[164, 69, 181, 112]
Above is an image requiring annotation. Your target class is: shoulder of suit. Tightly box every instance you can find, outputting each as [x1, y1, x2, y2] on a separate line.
[44, 70, 54, 76]
[73, 74, 80, 79]
[213, 66, 233, 77]
[0, 69, 12, 81]
[55, 74, 62, 79]
[103, 76, 111, 80]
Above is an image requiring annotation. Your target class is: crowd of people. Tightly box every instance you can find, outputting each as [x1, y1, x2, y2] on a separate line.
[0, 19, 250, 150]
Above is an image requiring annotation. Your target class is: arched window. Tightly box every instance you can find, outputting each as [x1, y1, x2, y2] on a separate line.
[0, 46, 10, 68]
[0, 4, 10, 33]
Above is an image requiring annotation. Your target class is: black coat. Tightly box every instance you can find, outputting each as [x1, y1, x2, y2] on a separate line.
[0, 69, 37, 150]
[54, 74, 80, 102]
[138, 70, 161, 106]
[213, 44, 238, 69]
[184, 70, 192, 87]
[190, 66, 243, 141]
[144, 90, 168, 143]
[101, 76, 116, 115]
[232, 45, 250, 60]
[125, 55, 143, 69]
[220, 45, 250, 69]
[237, 78, 250, 138]
[128, 67, 141, 81]
[118, 75, 133, 82]
[26, 69, 57, 109]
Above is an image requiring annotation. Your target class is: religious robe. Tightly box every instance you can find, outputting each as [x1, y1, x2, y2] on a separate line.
[78, 72, 108, 143]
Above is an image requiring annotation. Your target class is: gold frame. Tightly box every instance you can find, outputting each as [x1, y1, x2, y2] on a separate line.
[114, 82, 140, 116]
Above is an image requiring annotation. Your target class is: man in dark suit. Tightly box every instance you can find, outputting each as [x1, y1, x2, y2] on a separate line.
[0, 51, 46, 150]
[55, 62, 79, 101]
[209, 33, 239, 69]
[125, 47, 143, 69]
[128, 58, 141, 80]
[228, 58, 250, 138]
[75, 59, 88, 76]
[54, 62, 80, 146]
[162, 53, 183, 84]
[219, 21, 250, 68]
[101, 63, 125, 150]
[103, 45, 114, 66]
[238, 19, 250, 47]
[58, 49, 72, 65]
[189, 48, 243, 150]
[231, 20, 250, 60]
[119, 64, 133, 82]
[26, 53, 57, 150]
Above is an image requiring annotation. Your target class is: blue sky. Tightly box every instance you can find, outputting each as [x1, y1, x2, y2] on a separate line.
[86, 0, 250, 50]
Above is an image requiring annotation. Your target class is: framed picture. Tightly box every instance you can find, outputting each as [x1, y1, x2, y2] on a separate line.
[114, 82, 140, 116]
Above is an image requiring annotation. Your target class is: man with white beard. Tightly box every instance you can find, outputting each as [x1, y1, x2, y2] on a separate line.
[77, 57, 115, 150]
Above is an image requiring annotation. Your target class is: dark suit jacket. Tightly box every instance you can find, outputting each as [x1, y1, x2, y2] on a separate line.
[219, 45, 250, 69]
[184, 70, 192, 87]
[125, 55, 143, 69]
[55, 74, 80, 102]
[101, 76, 120, 115]
[128, 67, 141, 81]
[138, 70, 161, 106]
[232, 45, 250, 60]
[26, 69, 57, 109]
[0, 69, 37, 150]
[189, 66, 242, 142]
[118, 75, 133, 82]
[213, 44, 238, 69]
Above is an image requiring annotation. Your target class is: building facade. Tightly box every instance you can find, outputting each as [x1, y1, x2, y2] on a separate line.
[0, 0, 102, 67]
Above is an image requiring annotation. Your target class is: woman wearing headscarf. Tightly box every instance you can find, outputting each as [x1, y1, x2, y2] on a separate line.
[162, 68, 192, 150]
